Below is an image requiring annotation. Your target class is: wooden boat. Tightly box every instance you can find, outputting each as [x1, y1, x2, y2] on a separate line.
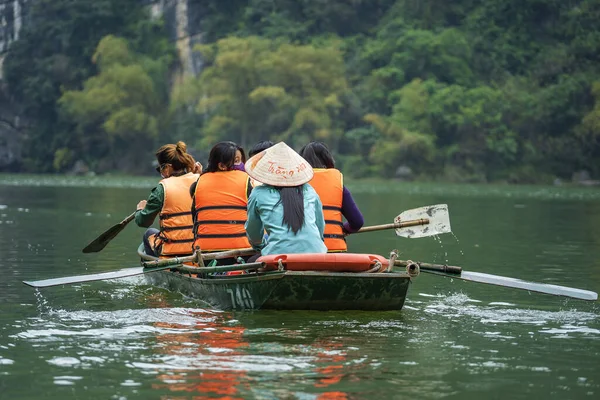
[137, 244, 413, 311]
[25, 204, 597, 304]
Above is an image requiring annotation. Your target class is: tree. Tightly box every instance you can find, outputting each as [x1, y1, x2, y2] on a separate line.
[173, 36, 350, 150]
[59, 35, 173, 172]
[3, 0, 172, 172]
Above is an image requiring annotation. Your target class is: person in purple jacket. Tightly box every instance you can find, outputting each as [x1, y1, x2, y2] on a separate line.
[299, 141, 364, 252]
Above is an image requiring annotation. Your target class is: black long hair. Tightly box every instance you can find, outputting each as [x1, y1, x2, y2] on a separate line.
[203, 141, 238, 173]
[249, 140, 275, 157]
[275, 186, 305, 234]
[299, 141, 335, 169]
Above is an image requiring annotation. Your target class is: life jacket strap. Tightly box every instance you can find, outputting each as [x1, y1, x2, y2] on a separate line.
[162, 238, 195, 243]
[160, 211, 192, 220]
[195, 205, 247, 212]
[196, 233, 248, 239]
[324, 234, 346, 240]
[161, 225, 194, 232]
[194, 220, 247, 225]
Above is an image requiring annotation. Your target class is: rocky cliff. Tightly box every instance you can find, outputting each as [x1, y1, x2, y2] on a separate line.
[0, 0, 203, 170]
[0, 0, 26, 169]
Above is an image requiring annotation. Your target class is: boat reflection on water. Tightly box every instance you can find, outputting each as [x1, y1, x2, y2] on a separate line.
[141, 294, 356, 399]
[144, 293, 252, 399]
[313, 338, 349, 400]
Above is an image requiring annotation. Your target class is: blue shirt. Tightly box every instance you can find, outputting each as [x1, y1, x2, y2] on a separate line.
[245, 184, 327, 255]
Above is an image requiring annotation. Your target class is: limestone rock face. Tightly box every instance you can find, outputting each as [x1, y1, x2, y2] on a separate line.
[0, 0, 205, 171]
[0, 1, 27, 169]
[0, 104, 21, 171]
[149, 0, 204, 77]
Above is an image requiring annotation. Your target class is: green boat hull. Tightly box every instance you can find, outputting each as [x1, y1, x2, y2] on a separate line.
[139, 246, 412, 311]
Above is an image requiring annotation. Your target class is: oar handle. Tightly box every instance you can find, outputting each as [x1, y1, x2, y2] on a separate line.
[121, 212, 136, 225]
[357, 218, 429, 233]
[395, 260, 462, 274]
[141, 247, 256, 268]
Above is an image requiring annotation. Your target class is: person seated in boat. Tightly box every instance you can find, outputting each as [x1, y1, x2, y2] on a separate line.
[135, 141, 201, 257]
[244, 142, 327, 259]
[299, 141, 364, 252]
[249, 140, 274, 158]
[247, 140, 274, 187]
[191, 141, 253, 262]
[232, 144, 247, 172]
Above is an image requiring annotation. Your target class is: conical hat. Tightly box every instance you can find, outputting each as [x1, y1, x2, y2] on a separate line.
[244, 142, 314, 187]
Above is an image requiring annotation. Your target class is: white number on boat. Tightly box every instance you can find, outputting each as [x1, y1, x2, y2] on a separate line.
[226, 287, 254, 309]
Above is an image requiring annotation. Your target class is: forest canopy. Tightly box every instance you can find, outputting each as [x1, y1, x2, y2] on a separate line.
[3, 0, 600, 182]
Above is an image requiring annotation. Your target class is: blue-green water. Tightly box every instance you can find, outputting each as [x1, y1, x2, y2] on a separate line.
[1, 175, 599, 399]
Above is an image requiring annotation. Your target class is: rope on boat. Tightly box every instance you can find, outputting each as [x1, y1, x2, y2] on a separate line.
[365, 260, 383, 273]
[387, 249, 399, 273]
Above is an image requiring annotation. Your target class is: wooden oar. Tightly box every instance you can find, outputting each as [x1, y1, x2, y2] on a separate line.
[82, 212, 137, 253]
[357, 204, 450, 238]
[394, 260, 598, 301]
[29, 206, 448, 288]
[23, 248, 257, 289]
[138, 212, 448, 269]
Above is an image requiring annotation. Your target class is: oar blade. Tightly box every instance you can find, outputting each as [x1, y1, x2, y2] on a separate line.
[23, 267, 147, 288]
[395, 204, 451, 238]
[82, 223, 126, 253]
[425, 270, 597, 301]
[82, 212, 136, 253]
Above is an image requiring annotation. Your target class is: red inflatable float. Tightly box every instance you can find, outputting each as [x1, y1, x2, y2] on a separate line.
[257, 253, 389, 273]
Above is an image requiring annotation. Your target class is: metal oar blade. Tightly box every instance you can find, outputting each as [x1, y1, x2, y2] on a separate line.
[424, 270, 598, 301]
[22, 265, 169, 288]
[395, 204, 451, 238]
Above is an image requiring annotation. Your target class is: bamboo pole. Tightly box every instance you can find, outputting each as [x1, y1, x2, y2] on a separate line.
[173, 261, 265, 274]
[141, 248, 256, 268]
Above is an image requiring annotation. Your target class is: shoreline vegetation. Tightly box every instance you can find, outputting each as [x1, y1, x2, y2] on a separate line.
[1, 174, 599, 202]
[2, 1, 600, 183]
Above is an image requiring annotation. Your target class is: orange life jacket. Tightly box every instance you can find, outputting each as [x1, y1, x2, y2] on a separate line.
[150, 172, 198, 257]
[309, 168, 346, 252]
[193, 170, 251, 252]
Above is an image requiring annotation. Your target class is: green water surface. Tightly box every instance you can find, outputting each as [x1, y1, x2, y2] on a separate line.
[0, 175, 599, 399]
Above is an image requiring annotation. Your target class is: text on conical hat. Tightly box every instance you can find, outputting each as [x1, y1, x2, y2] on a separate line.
[267, 161, 308, 178]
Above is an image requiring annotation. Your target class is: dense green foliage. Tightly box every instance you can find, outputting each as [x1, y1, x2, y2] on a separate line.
[4, 0, 600, 181]
[171, 36, 351, 150]
[3, 0, 173, 173]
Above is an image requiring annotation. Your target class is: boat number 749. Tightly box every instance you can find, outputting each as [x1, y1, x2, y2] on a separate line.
[226, 287, 255, 309]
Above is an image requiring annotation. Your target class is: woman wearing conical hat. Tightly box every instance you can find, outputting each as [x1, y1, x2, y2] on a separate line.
[244, 142, 327, 256]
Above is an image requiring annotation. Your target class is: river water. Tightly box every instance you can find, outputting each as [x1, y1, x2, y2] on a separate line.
[0, 175, 599, 399]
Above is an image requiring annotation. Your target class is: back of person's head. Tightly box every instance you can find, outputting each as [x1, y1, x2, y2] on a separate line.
[245, 141, 313, 235]
[249, 140, 275, 157]
[205, 141, 238, 173]
[155, 141, 195, 172]
[299, 141, 335, 169]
